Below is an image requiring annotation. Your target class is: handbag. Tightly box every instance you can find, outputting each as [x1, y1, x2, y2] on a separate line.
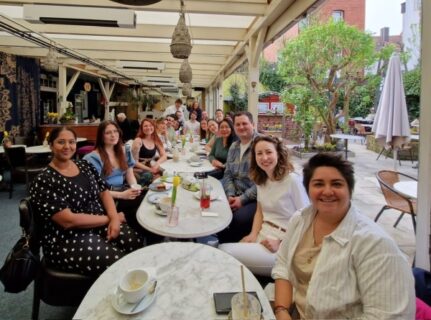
[0, 230, 39, 293]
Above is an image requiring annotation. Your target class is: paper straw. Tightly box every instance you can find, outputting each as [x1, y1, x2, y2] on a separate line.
[240, 265, 249, 318]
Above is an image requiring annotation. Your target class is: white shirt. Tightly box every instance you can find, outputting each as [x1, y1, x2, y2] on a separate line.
[257, 174, 309, 229]
[239, 141, 251, 161]
[163, 104, 189, 119]
[272, 205, 415, 319]
[184, 120, 200, 135]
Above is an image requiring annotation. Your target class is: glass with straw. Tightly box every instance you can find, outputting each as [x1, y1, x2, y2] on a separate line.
[230, 266, 261, 320]
[167, 176, 180, 227]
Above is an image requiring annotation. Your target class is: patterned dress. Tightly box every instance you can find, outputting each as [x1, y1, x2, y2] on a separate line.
[29, 160, 143, 276]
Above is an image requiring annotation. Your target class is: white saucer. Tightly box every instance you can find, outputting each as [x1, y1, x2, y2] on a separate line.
[147, 192, 170, 204]
[154, 207, 167, 216]
[190, 161, 202, 167]
[111, 284, 158, 315]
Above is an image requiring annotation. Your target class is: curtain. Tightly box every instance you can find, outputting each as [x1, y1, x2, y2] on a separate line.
[0, 53, 39, 141]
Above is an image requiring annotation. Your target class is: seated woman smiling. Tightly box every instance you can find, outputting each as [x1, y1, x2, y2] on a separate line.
[30, 127, 143, 276]
[272, 153, 414, 320]
[84, 120, 143, 232]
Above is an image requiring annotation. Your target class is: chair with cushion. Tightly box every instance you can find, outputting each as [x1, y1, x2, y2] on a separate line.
[375, 170, 417, 233]
[19, 198, 96, 320]
[4, 147, 45, 198]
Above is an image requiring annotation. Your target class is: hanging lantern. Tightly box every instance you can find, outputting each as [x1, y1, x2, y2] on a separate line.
[110, 0, 162, 5]
[182, 83, 192, 96]
[41, 47, 58, 72]
[179, 59, 192, 83]
[170, 12, 192, 59]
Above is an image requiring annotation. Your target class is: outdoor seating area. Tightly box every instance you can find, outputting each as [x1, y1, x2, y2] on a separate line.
[0, 0, 430, 319]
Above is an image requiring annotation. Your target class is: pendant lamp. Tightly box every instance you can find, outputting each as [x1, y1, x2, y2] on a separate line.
[179, 59, 192, 83]
[110, 0, 162, 5]
[170, 1, 192, 59]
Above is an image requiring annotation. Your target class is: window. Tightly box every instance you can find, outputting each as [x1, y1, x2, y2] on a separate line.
[332, 10, 344, 22]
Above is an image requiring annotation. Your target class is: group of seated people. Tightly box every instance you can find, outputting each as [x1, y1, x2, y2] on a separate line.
[29, 108, 421, 319]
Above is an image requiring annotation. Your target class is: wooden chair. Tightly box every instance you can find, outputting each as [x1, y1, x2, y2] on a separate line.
[354, 123, 372, 144]
[375, 170, 417, 233]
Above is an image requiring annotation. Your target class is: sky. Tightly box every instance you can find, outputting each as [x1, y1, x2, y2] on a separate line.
[365, 0, 404, 35]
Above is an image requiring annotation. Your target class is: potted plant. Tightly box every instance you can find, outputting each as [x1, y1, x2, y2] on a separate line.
[59, 105, 75, 124]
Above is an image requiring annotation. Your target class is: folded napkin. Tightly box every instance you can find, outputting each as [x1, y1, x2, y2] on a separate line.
[201, 211, 219, 217]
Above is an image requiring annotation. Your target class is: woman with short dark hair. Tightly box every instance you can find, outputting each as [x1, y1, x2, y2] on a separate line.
[272, 153, 414, 319]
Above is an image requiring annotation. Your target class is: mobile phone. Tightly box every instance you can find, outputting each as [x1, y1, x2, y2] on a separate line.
[213, 291, 260, 314]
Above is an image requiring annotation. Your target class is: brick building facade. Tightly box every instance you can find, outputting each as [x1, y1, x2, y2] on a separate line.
[263, 0, 365, 62]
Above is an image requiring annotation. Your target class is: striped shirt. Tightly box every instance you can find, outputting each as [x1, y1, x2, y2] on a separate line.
[272, 205, 415, 319]
[222, 132, 259, 204]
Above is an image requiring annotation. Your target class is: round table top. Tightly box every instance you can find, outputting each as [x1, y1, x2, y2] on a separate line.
[74, 242, 275, 320]
[394, 181, 417, 199]
[137, 176, 232, 238]
[160, 144, 214, 174]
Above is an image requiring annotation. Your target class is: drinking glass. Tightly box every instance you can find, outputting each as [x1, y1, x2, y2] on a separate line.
[200, 182, 212, 210]
[166, 206, 179, 227]
[231, 293, 261, 320]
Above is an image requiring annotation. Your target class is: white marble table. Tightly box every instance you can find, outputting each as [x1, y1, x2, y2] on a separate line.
[74, 242, 275, 320]
[330, 133, 365, 159]
[137, 176, 232, 239]
[0, 137, 86, 154]
[161, 143, 214, 174]
[394, 181, 417, 199]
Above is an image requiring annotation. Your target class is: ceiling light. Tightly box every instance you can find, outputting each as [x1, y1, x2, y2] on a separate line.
[110, 0, 162, 5]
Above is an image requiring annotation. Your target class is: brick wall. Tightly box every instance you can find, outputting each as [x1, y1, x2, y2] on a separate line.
[263, 0, 365, 62]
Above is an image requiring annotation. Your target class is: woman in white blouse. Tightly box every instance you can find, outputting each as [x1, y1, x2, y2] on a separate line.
[272, 153, 415, 320]
[219, 135, 309, 276]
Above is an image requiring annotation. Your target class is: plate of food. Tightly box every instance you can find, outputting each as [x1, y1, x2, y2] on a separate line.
[149, 182, 172, 192]
[181, 181, 200, 192]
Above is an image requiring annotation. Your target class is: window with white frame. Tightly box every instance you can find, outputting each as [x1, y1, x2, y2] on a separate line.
[332, 10, 344, 22]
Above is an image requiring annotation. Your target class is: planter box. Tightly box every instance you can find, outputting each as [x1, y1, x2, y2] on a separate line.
[366, 135, 418, 161]
[290, 149, 355, 159]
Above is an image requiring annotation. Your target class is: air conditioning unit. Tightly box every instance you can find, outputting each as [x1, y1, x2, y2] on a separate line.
[117, 61, 165, 71]
[23, 5, 136, 28]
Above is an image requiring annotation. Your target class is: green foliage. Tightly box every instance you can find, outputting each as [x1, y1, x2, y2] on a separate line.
[345, 74, 381, 117]
[229, 82, 248, 112]
[403, 67, 421, 120]
[259, 58, 286, 93]
[277, 20, 377, 138]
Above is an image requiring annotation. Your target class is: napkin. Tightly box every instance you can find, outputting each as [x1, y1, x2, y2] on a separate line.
[201, 211, 219, 217]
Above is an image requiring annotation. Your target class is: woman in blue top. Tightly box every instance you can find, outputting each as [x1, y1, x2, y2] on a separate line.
[84, 121, 143, 231]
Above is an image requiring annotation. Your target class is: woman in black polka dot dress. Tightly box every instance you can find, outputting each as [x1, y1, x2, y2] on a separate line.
[29, 127, 144, 276]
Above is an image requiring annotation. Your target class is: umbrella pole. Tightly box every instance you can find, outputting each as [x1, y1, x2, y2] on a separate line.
[393, 147, 399, 171]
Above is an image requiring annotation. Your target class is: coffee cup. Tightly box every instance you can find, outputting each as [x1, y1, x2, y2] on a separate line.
[118, 269, 154, 304]
[130, 183, 141, 191]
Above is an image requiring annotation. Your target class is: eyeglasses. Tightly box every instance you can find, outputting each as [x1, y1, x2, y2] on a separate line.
[105, 130, 119, 135]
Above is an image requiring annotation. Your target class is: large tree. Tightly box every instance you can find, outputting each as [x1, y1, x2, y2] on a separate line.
[278, 20, 376, 139]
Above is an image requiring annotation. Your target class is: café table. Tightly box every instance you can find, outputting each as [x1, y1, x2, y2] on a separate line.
[0, 137, 87, 154]
[137, 176, 232, 239]
[161, 143, 214, 174]
[394, 181, 417, 199]
[330, 133, 365, 159]
[74, 242, 275, 320]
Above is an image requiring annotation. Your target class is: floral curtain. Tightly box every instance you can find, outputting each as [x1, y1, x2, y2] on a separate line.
[0, 53, 39, 141]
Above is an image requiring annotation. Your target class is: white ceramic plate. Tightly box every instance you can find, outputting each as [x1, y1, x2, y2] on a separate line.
[193, 191, 219, 201]
[154, 207, 167, 216]
[149, 183, 172, 192]
[147, 192, 170, 204]
[195, 150, 207, 156]
[189, 162, 202, 167]
[111, 284, 158, 315]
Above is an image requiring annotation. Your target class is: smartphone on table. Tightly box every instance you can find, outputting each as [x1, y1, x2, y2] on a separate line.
[213, 291, 261, 314]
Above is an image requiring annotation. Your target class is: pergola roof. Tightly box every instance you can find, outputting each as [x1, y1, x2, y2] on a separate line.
[0, 0, 319, 91]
